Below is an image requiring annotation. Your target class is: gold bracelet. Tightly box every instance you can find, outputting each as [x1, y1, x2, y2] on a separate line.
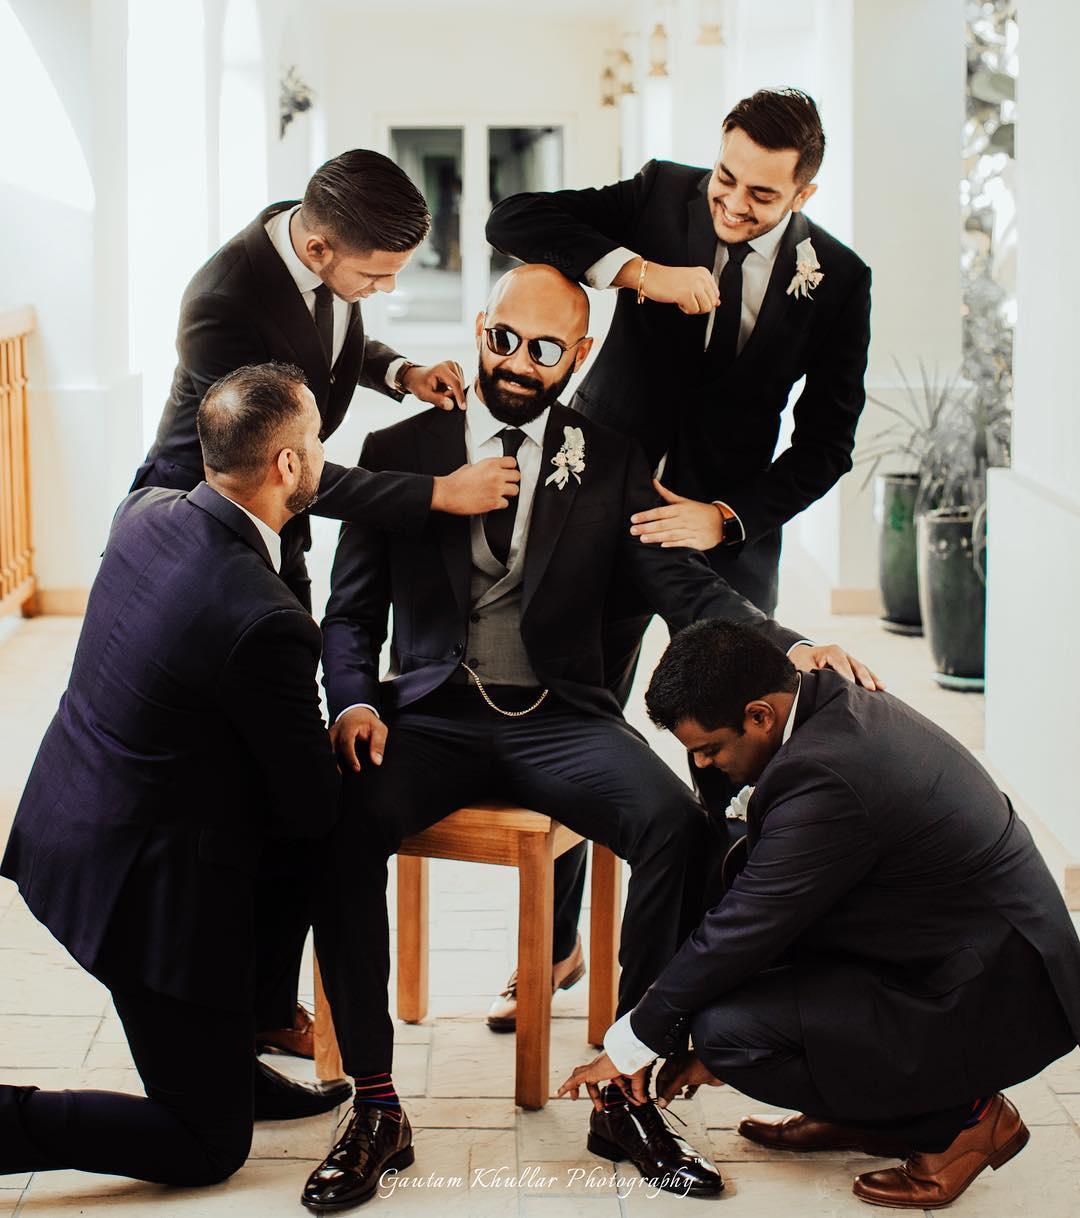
[636, 259, 649, 305]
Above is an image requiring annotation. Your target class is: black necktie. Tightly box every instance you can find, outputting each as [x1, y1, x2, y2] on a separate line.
[483, 427, 526, 568]
[313, 282, 334, 366]
[711, 241, 752, 361]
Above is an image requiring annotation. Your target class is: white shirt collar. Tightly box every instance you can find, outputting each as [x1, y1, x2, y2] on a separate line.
[746, 209, 793, 264]
[780, 672, 802, 746]
[267, 205, 323, 295]
[465, 383, 550, 451]
[219, 494, 282, 573]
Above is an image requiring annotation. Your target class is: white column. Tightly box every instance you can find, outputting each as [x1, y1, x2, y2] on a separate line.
[985, 0, 1080, 891]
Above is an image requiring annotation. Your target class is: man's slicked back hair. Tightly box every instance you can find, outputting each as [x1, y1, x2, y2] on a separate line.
[197, 362, 309, 481]
[300, 149, 431, 255]
[645, 620, 799, 734]
[722, 88, 825, 185]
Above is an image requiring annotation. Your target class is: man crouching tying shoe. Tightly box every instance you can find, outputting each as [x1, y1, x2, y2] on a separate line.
[559, 621, 1080, 1209]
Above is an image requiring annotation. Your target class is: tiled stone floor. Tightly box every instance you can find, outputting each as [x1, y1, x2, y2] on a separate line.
[2, 608, 1079, 1216]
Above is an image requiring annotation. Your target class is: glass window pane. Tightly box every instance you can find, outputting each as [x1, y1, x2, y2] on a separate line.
[389, 127, 463, 323]
[488, 126, 564, 287]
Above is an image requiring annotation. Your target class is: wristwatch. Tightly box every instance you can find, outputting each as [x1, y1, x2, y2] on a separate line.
[717, 503, 743, 546]
[393, 361, 418, 395]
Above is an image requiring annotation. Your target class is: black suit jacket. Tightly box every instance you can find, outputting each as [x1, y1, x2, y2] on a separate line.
[134, 202, 432, 560]
[0, 483, 340, 1010]
[630, 670, 1080, 1117]
[321, 403, 802, 722]
[487, 161, 871, 607]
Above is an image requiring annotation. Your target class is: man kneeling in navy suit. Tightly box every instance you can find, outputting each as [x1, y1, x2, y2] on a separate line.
[561, 621, 1080, 1210]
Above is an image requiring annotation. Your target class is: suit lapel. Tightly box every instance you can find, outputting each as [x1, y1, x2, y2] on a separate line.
[417, 411, 471, 615]
[242, 203, 332, 406]
[736, 209, 808, 367]
[522, 405, 581, 614]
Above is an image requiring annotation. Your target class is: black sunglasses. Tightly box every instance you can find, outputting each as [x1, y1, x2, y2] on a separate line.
[483, 325, 586, 368]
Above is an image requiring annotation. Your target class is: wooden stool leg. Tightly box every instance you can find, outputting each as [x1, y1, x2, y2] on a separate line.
[396, 854, 429, 1023]
[588, 844, 621, 1048]
[516, 832, 554, 1109]
[313, 952, 344, 1081]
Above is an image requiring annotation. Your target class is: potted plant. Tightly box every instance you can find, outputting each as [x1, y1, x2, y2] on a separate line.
[857, 363, 970, 636]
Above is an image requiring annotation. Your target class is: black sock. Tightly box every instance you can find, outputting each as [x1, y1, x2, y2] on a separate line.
[352, 1071, 401, 1112]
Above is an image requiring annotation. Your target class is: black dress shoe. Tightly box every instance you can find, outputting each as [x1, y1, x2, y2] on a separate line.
[302, 1103, 414, 1211]
[588, 1099, 724, 1198]
[253, 1058, 352, 1121]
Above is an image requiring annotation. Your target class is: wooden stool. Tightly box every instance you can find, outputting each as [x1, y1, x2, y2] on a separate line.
[314, 802, 622, 1109]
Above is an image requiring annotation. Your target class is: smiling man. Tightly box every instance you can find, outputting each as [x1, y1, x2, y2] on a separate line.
[486, 89, 872, 996]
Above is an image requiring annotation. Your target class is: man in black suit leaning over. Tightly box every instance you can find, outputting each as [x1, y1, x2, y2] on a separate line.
[135, 148, 518, 1056]
[303, 264, 877, 1208]
[485, 88, 872, 1015]
[1, 363, 353, 1187]
[561, 622, 1080, 1210]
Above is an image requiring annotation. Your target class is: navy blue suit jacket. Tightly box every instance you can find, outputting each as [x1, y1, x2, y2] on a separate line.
[1, 483, 340, 1009]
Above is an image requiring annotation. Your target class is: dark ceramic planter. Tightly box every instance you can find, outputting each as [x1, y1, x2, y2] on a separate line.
[876, 473, 922, 635]
[917, 507, 986, 690]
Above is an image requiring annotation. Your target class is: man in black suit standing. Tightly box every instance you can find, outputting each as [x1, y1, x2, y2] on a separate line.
[486, 87, 872, 1004]
[301, 264, 877, 1208]
[1, 363, 354, 1186]
[560, 622, 1080, 1210]
[135, 148, 518, 1055]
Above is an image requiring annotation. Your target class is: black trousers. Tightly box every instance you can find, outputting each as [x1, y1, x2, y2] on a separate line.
[0, 982, 253, 1184]
[314, 685, 709, 1077]
[690, 966, 980, 1155]
[132, 454, 313, 1029]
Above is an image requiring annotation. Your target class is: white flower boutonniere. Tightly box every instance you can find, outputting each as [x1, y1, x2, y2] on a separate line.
[544, 425, 586, 490]
[545, 426, 586, 487]
[786, 237, 825, 300]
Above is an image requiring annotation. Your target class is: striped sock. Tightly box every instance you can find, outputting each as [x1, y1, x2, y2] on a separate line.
[352, 1071, 401, 1111]
[962, 1095, 993, 1129]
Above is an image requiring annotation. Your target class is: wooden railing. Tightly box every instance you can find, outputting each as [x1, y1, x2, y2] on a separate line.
[0, 306, 36, 619]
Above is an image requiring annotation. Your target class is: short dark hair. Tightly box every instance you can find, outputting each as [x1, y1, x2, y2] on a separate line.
[197, 362, 309, 481]
[723, 88, 825, 185]
[645, 620, 799, 733]
[300, 149, 431, 254]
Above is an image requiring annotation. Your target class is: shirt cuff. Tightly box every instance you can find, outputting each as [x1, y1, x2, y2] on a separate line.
[334, 703, 380, 724]
[786, 641, 814, 653]
[584, 247, 639, 290]
[385, 357, 406, 392]
[712, 500, 746, 544]
[604, 1011, 659, 1076]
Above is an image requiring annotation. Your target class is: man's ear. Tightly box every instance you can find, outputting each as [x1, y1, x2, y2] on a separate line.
[744, 700, 776, 733]
[275, 447, 297, 486]
[573, 336, 594, 370]
[791, 182, 818, 213]
[303, 232, 332, 268]
[474, 311, 486, 348]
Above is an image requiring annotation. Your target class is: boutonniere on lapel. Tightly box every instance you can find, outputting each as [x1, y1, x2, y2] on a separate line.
[786, 237, 824, 300]
[544, 425, 586, 490]
[724, 784, 755, 822]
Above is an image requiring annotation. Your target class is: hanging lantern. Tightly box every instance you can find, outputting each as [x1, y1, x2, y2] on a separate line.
[600, 64, 617, 107]
[616, 47, 635, 95]
[648, 22, 669, 77]
[696, 0, 725, 45]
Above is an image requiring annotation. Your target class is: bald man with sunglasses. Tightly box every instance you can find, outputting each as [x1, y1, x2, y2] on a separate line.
[303, 264, 876, 1208]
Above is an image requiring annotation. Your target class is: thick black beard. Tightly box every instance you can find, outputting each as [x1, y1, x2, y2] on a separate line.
[477, 361, 576, 426]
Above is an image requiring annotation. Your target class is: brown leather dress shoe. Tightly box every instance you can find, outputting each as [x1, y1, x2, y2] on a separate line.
[256, 1003, 314, 1060]
[852, 1094, 1029, 1210]
[739, 1112, 909, 1157]
[486, 934, 585, 1032]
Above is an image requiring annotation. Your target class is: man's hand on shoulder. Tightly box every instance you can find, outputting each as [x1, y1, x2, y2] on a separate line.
[431, 458, 521, 516]
[330, 707, 388, 773]
[403, 361, 466, 410]
[790, 643, 884, 692]
[630, 480, 725, 550]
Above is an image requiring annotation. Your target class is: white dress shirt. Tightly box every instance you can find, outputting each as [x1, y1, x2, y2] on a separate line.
[264, 206, 403, 389]
[464, 386, 549, 566]
[603, 673, 803, 1076]
[218, 493, 282, 573]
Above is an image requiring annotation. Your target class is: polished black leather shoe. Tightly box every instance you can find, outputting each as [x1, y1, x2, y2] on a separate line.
[302, 1102, 414, 1210]
[253, 1058, 352, 1121]
[588, 1098, 724, 1198]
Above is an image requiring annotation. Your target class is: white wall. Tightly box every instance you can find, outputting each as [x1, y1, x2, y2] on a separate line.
[986, 0, 1080, 863]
